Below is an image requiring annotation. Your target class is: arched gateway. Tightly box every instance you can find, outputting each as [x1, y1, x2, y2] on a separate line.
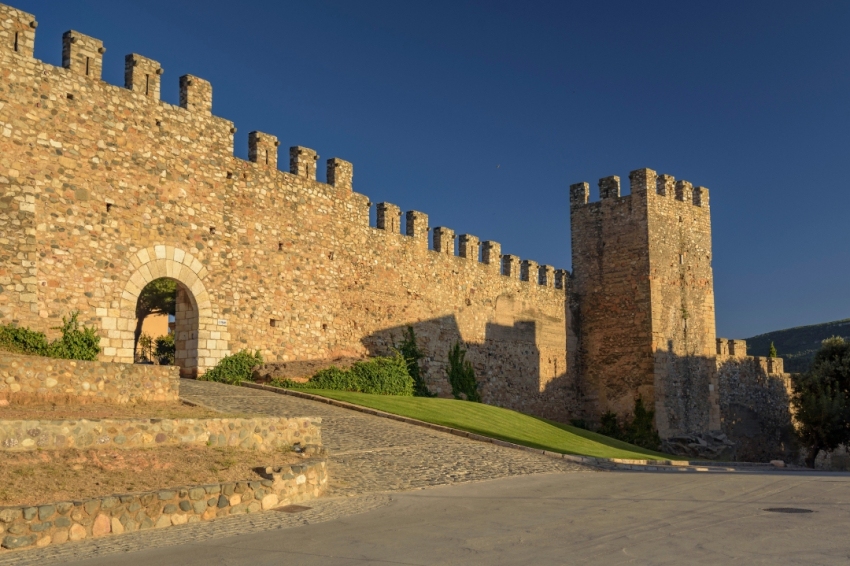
[110, 245, 228, 377]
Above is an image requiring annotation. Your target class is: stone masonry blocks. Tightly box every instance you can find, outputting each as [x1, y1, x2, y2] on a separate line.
[376, 203, 401, 233]
[0, 4, 35, 57]
[179, 74, 212, 115]
[675, 180, 693, 203]
[481, 241, 501, 270]
[327, 158, 353, 191]
[124, 53, 162, 99]
[405, 211, 428, 245]
[433, 227, 455, 255]
[62, 30, 103, 80]
[598, 176, 620, 200]
[520, 260, 539, 283]
[248, 131, 279, 169]
[502, 255, 520, 278]
[458, 234, 479, 261]
[290, 146, 319, 180]
[539, 265, 555, 287]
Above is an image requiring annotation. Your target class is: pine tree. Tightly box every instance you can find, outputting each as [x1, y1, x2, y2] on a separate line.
[769, 341, 777, 358]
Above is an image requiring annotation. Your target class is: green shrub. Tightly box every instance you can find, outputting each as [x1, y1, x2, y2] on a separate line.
[0, 324, 49, 356]
[595, 398, 661, 451]
[273, 354, 414, 396]
[396, 326, 433, 396]
[200, 350, 263, 385]
[0, 311, 99, 361]
[447, 342, 479, 402]
[155, 333, 176, 365]
[46, 312, 101, 361]
[792, 336, 850, 467]
[598, 411, 620, 438]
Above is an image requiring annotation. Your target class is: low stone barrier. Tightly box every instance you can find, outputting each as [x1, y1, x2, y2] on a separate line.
[0, 353, 179, 403]
[0, 459, 327, 552]
[0, 416, 321, 451]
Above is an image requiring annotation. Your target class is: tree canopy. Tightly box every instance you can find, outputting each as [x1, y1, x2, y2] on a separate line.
[134, 278, 177, 352]
[791, 336, 850, 467]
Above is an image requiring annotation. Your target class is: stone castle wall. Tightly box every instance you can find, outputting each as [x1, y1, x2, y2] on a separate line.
[0, 4, 574, 421]
[715, 339, 796, 462]
[0, 353, 178, 403]
[569, 169, 718, 437]
[0, 415, 320, 452]
[0, 459, 327, 552]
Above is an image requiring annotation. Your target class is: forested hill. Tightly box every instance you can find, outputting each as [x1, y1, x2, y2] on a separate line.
[745, 319, 850, 373]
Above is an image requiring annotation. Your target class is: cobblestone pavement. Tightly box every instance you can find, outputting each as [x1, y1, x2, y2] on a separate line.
[0, 494, 393, 566]
[178, 380, 589, 496]
[3, 380, 589, 564]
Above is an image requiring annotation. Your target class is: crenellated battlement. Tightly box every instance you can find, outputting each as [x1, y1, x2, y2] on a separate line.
[248, 131, 280, 169]
[569, 168, 709, 210]
[62, 30, 104, 80]
[125, 53, 162, 99]
[0, 3, 34, 56]
[0, 5, 568, 296]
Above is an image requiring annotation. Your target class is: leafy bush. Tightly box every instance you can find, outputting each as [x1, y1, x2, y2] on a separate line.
[200, 350, 263, 385]
[137, 333, 154, 363]
[273, 354, 414, 396]
[792, 336, 850, 467]
[598, 411, 620, 438]
[0, 311, 99, 361]
[595, 398, 661, 450]
[0, 324, 49, 356]
[155, 333, 176, 365]
[447, 342, 479, 402]
[395, 326, 433, 397]
[46, 312, 101, 361]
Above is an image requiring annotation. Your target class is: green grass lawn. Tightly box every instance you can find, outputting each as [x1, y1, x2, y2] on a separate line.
[295, 388, 676, 460]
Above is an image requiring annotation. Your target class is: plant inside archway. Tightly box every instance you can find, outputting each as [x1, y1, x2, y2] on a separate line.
[134, 278, 177, 354]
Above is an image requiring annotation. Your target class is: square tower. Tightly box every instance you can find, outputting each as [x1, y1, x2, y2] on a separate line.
[569, 168, 718, 438]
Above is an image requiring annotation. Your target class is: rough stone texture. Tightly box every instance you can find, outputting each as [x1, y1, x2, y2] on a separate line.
[0, 414, 320, 452]
[0, 3, 572, 422]
[715, 341, 796, 462]
[570, 169, 718, 437]
[0, 3, 796, 442]
[180, 380, 588, 497]
[0, 353, 178, 403]
[0, 459, 326, 553]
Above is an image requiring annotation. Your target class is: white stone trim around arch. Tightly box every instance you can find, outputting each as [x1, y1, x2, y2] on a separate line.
[100, 245, 229, 375]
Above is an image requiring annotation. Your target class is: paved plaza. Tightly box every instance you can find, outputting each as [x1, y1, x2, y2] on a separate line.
[4, 381, 848, 565]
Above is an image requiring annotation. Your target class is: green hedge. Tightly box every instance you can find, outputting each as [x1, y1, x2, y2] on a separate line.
[200, 350, 263, 385]
[274, 354, 414, 396]
[0, 312, 100, 361]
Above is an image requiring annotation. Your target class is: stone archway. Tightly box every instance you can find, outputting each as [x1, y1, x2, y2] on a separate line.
[104, 245, 228, 377]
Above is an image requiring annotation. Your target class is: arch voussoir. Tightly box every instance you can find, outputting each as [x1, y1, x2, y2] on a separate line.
[105, 246, 226, 376]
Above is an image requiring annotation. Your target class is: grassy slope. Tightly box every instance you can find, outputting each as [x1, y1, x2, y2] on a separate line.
[746, 318, 850, 373]
[297, 389, 674, 460]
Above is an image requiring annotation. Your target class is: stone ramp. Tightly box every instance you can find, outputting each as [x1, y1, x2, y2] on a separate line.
[179, 379, 589, 496]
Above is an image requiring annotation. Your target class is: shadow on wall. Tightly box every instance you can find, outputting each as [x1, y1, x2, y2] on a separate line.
[654, 348, 719, 438]
[361, 315, 579, 423]
[716, 356, 796, 462]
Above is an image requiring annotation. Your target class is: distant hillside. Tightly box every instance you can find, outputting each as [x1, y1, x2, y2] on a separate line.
[745, 319, 850, 373]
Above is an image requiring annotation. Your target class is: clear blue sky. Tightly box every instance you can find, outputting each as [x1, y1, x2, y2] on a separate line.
[16, 0, 850, 338]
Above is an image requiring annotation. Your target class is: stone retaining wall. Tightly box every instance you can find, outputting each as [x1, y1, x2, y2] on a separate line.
[0, 459, 327, 552]
[0, 416, 321, 452]
[717, 354, 796, 462]
[0, 353, 179, 403]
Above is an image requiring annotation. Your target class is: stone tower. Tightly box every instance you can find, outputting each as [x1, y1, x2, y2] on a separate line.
[569, 168, 719, 438]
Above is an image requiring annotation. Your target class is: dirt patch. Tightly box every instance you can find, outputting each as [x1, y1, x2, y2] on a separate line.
[0, 400, 243, 420]
[252, 356, 362, 383]
[0, 446, 303, 507]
